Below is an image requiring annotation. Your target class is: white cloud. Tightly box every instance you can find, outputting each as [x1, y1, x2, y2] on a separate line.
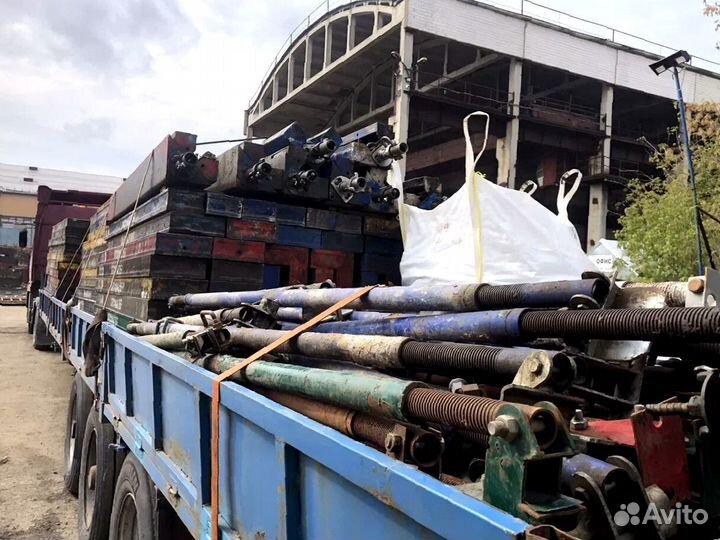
[0, 0, 318, 176]
[0, 0, 718, 177]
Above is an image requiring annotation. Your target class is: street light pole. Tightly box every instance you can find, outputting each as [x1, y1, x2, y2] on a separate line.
[649, 51, 705, 276]
[671, 66, 704, 276]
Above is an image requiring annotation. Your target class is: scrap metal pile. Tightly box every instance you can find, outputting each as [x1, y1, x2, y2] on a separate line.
[70, 123, 406, 326]
[126, 276, 720, 539]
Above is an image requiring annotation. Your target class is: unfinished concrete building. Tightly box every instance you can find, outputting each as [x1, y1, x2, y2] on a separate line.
[245, 0, 720, 249]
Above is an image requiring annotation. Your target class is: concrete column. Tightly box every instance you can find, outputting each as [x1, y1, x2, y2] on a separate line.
[347, 15, 356, 52]
[498, 58, 522, 189]
[245, 110, 253, 137]
[272, 73, 279, 105]
[287, 54, 295, 93]
[304, 37, 313, 83]
[587, 84, 614, 249]
[324, 24, 332, 68]
[390, 26, 413, 179]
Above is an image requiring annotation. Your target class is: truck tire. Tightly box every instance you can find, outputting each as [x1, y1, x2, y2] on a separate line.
[27, 303, 34, 334]
[109, 453, 156, 540]
[64, 373, 94, 496]
[32, 309, 53, 351]
[79, 409, 116, 540]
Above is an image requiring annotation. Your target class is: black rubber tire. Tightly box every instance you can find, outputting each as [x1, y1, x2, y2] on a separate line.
[64, 372, 94, 496]
[79, 409, 116, 540]
[27, 304, 34, 334]
[32, 310, 52, 351]
[109, 453, 156, 540]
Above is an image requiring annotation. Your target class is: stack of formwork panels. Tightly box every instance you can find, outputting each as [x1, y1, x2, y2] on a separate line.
[97, 186, 403, 324]
[94, 124, 406, 325]
[101, 189, 220, 323]
[99, 132, 219, 325]
[206, 193, 402, 293]
[74, 201, 110, 314]
[45, 218, 89, 299]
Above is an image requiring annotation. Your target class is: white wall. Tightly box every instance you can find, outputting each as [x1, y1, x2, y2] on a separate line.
[406, 0, 720, 102]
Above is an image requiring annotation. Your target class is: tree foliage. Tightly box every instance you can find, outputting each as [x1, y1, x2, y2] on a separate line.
[705, 1, 720, 47]
[616, 104, 720, 282]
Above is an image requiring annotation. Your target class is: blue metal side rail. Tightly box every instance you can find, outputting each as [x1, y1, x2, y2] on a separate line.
[37, 290, 529, 540]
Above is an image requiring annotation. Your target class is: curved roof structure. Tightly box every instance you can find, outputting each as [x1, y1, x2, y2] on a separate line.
[247, 0, 404, 136]
[246, 0, 720, 138]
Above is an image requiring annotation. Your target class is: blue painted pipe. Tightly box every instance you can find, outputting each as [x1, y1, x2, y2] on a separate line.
[169, 279, 607, 312]
[306, 310, 526, 342]
[561, 454, 618, 488]
[276, 307, 305, 322]
[276, 307, 435, 323]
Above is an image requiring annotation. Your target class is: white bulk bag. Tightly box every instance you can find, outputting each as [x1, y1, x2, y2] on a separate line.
[391, 111, 597, 286]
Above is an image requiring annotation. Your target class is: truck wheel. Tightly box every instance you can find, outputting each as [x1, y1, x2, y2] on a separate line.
[64, 373, 94, 496]
[32, 310, 53, 351]
[27, 304, 34, 334]
[79, 409, 116, 540]
[109, 453, 156, 540]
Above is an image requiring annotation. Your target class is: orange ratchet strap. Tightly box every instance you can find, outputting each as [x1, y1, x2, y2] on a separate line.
[210, 285, 376, 540]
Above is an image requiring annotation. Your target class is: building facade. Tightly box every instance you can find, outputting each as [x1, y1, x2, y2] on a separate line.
[245, 0, 720, 249]
[0, 162, 122, 247]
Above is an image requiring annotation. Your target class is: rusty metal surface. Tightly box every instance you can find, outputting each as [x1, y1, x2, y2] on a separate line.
[620, 281, 689, 307]
[225, 328, 407, 369]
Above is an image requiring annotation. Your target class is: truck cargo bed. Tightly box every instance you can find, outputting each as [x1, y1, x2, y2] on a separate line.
[37, 290, 529, 540]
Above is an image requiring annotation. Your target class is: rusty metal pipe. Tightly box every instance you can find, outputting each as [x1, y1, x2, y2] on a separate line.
[398, 341, 575, 387]
[259, 389, 443, 468]
[140, 323, 571, 384]
[259, 389, 354, 433]
[621, 281, 688, 307]
[458, 430, 491, 447]
[439, 473, 468, 486]
[137, 322, 573, 386]
[404, 387, 557, 449]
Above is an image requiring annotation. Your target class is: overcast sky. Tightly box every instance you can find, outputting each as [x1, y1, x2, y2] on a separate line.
[0, 0, 717, 178]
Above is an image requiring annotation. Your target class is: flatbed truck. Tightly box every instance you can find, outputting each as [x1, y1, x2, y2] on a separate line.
[36, 289, 537, 540]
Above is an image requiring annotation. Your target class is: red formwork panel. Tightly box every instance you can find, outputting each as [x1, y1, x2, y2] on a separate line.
[226, 219, 278, 242]
[212, 239, 266, 263]
[264, 245, 309, 285]
[310, 249, 354, 287]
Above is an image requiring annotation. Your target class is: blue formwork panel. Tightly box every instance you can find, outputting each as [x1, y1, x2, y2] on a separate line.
[99, 322, 529, 540]
[263, 265, 282, 288]
[276, 203, 307, 226]
[277, 225, 322, 249]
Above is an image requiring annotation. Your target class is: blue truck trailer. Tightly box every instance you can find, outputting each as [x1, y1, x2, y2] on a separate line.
[37, 289, 538, 540]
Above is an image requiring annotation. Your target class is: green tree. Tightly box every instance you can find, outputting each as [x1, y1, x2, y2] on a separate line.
[616, 106, 720, 281]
